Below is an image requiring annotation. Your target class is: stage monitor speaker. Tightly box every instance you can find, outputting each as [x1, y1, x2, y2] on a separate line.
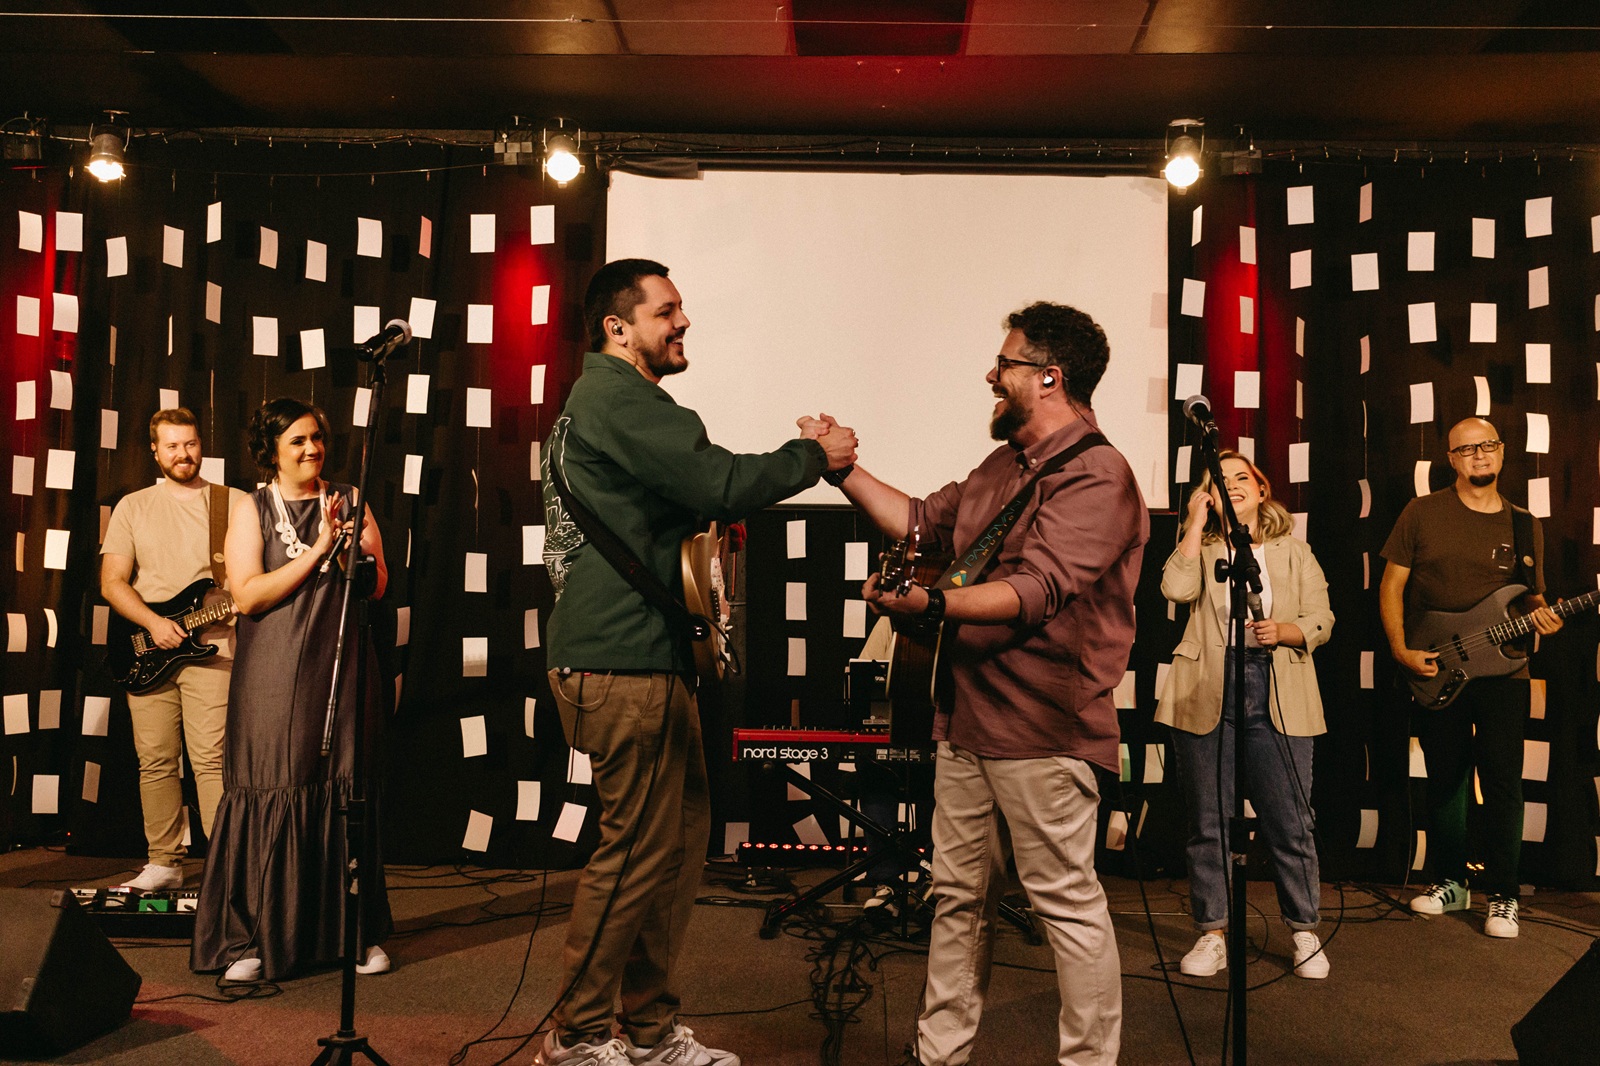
[1511, 936, 1600, 1064]
[0, 888, 142, 1057]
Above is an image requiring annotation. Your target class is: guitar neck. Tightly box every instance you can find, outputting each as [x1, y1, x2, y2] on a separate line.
[1490, 589, 1600, 644]
[178, 599, 232, 631]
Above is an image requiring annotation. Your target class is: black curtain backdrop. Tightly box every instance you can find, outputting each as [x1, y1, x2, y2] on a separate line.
[1168, 162, 1600, 890]
[1, 142, 605, 868]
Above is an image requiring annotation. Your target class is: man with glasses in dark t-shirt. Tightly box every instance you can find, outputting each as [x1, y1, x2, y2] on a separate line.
[1380, 416, 1562, 939]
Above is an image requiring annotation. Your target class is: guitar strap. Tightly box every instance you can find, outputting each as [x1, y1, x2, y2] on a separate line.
[934, 432, 1108, 590]
[1508, 501, 1536, 590]
[208, 483, 228, 586]
[546, 459, 712, 643]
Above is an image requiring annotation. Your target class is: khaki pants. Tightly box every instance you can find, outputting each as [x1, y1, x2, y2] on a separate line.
[126, 659, 231, 867]
[547, 670, 710, 1047]
[917, 742, 1122, 1066]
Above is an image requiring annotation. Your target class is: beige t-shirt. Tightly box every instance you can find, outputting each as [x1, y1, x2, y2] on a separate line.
[102, 479, 247, 655]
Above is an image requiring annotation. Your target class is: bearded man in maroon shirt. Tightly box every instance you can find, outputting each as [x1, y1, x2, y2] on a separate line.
[807, 301, 1148, 1066]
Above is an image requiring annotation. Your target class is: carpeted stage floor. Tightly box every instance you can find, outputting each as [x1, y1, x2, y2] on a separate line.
[2, 847, 1595, 1065]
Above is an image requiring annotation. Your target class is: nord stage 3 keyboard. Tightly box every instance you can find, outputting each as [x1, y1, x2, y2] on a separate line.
[731, 728, 932, 765]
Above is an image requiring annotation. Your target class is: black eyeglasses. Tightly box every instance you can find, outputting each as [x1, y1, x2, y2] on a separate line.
[995, 354, 1050, 375]
[1449, 439, 1503, 457]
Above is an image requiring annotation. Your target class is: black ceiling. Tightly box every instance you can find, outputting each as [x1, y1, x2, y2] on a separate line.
[3, 1, 1600, 144]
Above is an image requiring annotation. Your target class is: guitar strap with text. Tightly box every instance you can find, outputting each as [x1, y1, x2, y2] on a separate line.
[208, 483, 228, 586]
[546, 459, 712, 643]
[935, 432, 1107, 590]
[1508, 502, 1536, 590]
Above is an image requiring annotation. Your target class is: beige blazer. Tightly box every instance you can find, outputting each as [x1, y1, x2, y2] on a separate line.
[1154, 536, 1334, 737]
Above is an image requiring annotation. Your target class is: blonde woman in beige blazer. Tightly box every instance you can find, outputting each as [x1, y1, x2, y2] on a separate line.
[1155, 451, 1335, 981]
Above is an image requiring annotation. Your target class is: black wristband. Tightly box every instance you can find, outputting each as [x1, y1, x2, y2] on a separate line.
[921, 586, 946, 625]
[822, 464, 854, 487]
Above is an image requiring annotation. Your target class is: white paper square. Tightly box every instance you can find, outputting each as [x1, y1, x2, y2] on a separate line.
[12, 455, 34, 496]
[306, 239, 328, 282]
[1289, 249, 1311, 289]
[1408, 303, 1437, 344]
[1238, 226, 1256, 265]
[403, 453, 423, 494]
[396, 606, 411, 646]
[1526, 196, 1553, 238]
[1470, 302, 1497, 343]
[1359, 335, 1370, 374]
[54, 211, 83, 252]
[1407, 231, 1435, 272]
[1414, 460, 1433, 498]
[523, 525, 545, 564]
[1350, 252, 1379, 292]
[1526, 343, 1551, 384]
[1408, 382, 1435, 424]
[419, 216, 433, 259]
[786, 519, 806, 559]
[82, 695, 110, 737]
[1173, 363, 1204, 400]
[1523, 739, 1550, 782]
[406, 373, 430, 414]
[44, 449, 74, 491]
[100, 409, 118, 450]
[1527, 412, 1550, 454]
[17, 295, 40, 336]
[530, 365, 547, 404]
[43, 528, 69, 570]
[785, 582, 807, 621]
[530, 284, 551, 326]
[204, 281, 222, 324]
[32, 776, 58, 815]
[462, 635, 488, 677]
[252, 316, 278, 357]
[1357, 809, 1379, 849]
[1234, 370, 1261, 409]
[1174, 445, 1192, 484]
[259, 226, 278, 269]
[162, 225, 183, 267]
[1180, 278, 1205, 317]
[470, 213, 496, 253]
[6, 613, 24, 651]
[1593, 214, 1600, 253]
[567, 751, 593, 786]
[525, 608, 540, 649]
[462, 810, 493, 851]
[357, 217, 382, 257]
[1475, 376, 1492, 417]
[1238, 295, 1254, 334]
[353, 387, 372, 428]
[787, 637, 807, 676]
[49, 369, 71, 411]
[1288, 442, 1310, 483]
[524, 697, 536, 738]
[465, 551, 487, 593]
[3, 693, 26, 735]
[460, 715, 488, 758]
[553, 803, 586, 842]
[206, 201, 222, 243]
[1190, 205, 1202, 246]
[844, 542, 869, 581]
[299, 328, 327, 370]
[1524, 801, 1548, 842]
[843, 599, 867, 639]
[1286, 185, 1314, 225]
[794, 814, 828, 847]
[1467, 216, 1495, 260]
[1358, 479, 1372, 518]
[467, 304, 494, 344]
[106, 236, 128, 277]
[81, 761, 101, 803]
[1528, 266, 1550, 309]
[530, 204, 556, 245]
[466, 387, 492, 427]
[408, 296, 437, 340]
[91, 604, 108, 645]
[1113, 670, 1137, 709]
[353, 305, 380, 344]
[18, 210, 43, 251]
[516, 781, 541, 821]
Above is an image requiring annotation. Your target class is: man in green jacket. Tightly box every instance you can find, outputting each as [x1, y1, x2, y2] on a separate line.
[537, 259, 857, 1066]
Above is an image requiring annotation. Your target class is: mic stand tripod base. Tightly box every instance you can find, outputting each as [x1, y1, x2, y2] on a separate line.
[313, 1032, 391, 1066]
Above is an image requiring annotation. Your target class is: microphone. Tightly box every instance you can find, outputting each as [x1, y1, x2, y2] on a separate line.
[1182, 394, 1218, 437]
[356, 319, 412, 361]
[1246, 590, 1265, 622]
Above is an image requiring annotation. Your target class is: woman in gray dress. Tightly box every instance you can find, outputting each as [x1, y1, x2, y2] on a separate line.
[191, 397, 391, 982]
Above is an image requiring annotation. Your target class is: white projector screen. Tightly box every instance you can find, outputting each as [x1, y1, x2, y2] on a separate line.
[605, 169, 1169, 508]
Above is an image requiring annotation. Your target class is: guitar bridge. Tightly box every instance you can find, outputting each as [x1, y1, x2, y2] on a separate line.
[132, 633, 151, 655]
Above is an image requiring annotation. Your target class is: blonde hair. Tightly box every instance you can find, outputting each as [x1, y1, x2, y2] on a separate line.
[1180, 450, 1295, 545]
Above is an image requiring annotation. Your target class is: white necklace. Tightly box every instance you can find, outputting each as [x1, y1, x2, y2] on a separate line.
[270, 479, 325, 558]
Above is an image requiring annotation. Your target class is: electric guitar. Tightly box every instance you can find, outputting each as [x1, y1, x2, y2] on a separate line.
[879, 528, 952, 746]
[680, 523, 733, 685]
[1405, 583, 1600, 708]
[105, 579, 235, 694]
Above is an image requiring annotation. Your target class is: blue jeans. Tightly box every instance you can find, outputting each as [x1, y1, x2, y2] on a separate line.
[1171, 648, 1321, 930]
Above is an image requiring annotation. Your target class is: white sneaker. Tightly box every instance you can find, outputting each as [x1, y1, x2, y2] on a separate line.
[533, 1030, 630, 1066]
[120, 863, 183, 892]
[1179, 933, 1227, 977]
[223, 956, 262, 982]
[623, 1023, 740, 1065]
[1484, 895, 1520, 938]
[1410, 880, 1470, 915]
[355, 945, 391, 974]
[1291, 931, 1330, 979]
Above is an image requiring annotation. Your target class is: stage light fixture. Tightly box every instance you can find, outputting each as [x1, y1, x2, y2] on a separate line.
[1163, 119, 1204, 190]
[86, 112, 129, 182]
[543, 125, 582, 185]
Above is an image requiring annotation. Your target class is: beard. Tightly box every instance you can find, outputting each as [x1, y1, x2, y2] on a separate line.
[990, 392, 1028, 442]
[1468, 472, 1497, 488]
[639, 332, 688, 378]
[158, 455, 200, 484]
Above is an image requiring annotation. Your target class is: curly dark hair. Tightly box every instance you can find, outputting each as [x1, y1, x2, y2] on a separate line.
[583, 258, 670, 351]
[1004, 302, 1110, 405]
[248, 397, 331, 476]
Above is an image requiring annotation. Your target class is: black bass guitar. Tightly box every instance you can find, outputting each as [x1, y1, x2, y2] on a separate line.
[106, 579, 234, 693]
[1406, 583, 1600, 708]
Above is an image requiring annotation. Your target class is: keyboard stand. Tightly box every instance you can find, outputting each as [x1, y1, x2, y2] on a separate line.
[755, 762, 1039, 944]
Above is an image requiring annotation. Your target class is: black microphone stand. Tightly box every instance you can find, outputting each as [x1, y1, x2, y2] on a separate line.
[310, 345, 395, 1066]
[1193, 422, 1263, 1066]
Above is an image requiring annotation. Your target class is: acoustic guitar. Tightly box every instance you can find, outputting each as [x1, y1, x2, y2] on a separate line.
[680, 523, 733, 685]
[105, 578, 234, 693]
[879, 528, 952, 746]
[1405, 583, 1600, 708]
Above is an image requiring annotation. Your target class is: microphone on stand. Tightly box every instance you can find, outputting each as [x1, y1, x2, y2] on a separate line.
[356, 319, 413, 361]
[1182, 394, 1219, 438]
[1246, 590, 1265, 622]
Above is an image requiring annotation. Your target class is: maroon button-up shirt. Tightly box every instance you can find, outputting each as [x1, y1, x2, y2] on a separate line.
[909, 411, 1149, 772]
